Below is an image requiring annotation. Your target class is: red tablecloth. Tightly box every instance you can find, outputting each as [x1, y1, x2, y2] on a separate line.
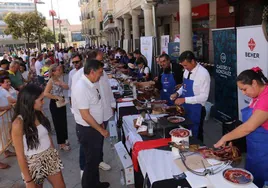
[132, 138, 171, 172]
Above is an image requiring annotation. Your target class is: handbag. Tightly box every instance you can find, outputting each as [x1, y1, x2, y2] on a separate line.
[56, 98, 68, 108]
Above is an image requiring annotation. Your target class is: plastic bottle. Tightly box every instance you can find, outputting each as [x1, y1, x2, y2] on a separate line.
[147, 120, 154, 136]
[120, 169, 125, 185]
[132, 84, 137, 99]
[263, 181, 268, 188]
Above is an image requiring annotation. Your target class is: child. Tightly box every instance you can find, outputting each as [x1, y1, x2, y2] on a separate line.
[41, 59, 52, 85]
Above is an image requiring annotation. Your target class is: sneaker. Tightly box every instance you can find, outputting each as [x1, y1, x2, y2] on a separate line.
[99, 162, 111, 171]
[80, 170, 84, 179]
[97, 182, 110, 188]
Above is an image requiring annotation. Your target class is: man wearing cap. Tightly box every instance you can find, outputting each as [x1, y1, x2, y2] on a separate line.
[171, 51, 210, 141]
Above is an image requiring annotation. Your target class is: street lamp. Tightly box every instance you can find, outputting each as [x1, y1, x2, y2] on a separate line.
[34, 0, 45, 51]
[55, 18, 63, 48]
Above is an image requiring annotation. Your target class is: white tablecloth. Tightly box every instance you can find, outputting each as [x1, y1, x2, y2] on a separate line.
[122, 114, 258, 188]
[122, 114, 167, 152]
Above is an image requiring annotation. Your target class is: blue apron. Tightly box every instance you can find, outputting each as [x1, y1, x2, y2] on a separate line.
[137, 69, 145, 80]
[241, 106, 268, 188]
[160, 73, 176, 106]
[181, 78, 202, 138]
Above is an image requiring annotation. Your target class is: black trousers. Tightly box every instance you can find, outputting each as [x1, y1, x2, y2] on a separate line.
[49, 99, 68, 144]
[76, 123, 103, 188]
[79, 120, 108, 170]
[198, 106, 206, 142]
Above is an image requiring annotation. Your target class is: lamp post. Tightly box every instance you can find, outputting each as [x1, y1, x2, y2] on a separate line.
[55, 18, 62, 48]
[49, 0, 57, 49]
[34, 0, 45, 51]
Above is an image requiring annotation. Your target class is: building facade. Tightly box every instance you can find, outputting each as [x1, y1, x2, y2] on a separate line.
[70, 24, 86, 48]
[46, 19, 73, 47]
[0, 0, 35, 45]
[79, 0, 106, 47]
[80, 0, 265, 63]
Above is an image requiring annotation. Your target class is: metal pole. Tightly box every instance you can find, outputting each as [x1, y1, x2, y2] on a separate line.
[152, 4, 158, 54]
[34, 2, 41, 51]
[51, 0, 56, 49]
[152, 3, 159, 76]
[56, 0, 62, 48]
[59, 21, 62, 48]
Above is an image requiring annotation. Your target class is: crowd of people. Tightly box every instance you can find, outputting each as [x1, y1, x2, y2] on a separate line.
[0, 44, 267, 188]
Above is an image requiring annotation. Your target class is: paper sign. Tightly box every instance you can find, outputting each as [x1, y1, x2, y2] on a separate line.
[136, 116, 144, 127]
[137, 125, 147, 133]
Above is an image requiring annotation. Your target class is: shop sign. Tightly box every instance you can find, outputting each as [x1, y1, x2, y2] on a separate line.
[245, 38, 260, 59]
[176, 4, 209, 21]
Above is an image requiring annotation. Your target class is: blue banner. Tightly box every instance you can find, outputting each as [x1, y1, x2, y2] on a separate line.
[213, 28, 238, 122]
[168, 42, 180, 61]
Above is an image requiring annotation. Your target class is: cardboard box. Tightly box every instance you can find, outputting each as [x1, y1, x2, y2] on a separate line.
[114, 141, 135, 185]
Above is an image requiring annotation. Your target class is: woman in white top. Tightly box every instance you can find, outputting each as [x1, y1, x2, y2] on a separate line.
[12, 84, 65, 188]
[136, 58, 150, 81]
[44, 64, 70, 151]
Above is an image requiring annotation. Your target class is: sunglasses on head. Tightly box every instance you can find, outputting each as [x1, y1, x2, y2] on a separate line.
[73, 60, 80, 64]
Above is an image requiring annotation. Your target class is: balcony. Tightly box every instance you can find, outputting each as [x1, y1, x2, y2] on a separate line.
[87, 13, 91, 20]
[90, 11, 95, 19]
[79, 0, 89, 6]
[99, 21, 103, 31]
[103, 13, 113, 29]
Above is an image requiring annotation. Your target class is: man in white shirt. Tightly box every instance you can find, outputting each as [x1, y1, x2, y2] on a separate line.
[72, 59, 110, 188]
[58, 49, 64, 64]
[72, 50, 114, 174]
[171, 51, 210, 141]
[35, 53, 44, 85]
[68, 52, 83, 105]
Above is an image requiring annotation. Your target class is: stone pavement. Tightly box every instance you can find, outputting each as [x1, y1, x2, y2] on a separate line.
[0, 94, 129, 188]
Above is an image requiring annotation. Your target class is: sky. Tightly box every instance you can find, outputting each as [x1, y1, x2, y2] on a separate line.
[1, 0, 81, 25]
[37, 0, 81, 25]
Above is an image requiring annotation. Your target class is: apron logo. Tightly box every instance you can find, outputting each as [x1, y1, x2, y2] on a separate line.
[182, 84, 187, 93]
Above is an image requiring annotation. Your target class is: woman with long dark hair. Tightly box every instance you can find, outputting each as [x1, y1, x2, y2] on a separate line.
[215, 68, 268, 187]
[44, 64, 70, 151]
[11, 84, 65, 188]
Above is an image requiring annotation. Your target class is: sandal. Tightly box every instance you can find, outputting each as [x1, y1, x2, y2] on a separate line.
[60, 144, 71, 151]
[4, 150, 16, 158]
[0, 162, 10, 169]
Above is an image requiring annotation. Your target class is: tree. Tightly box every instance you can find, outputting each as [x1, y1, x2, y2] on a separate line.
[58, 33, 66, 44]
[4, 12, 47, 49]
[40, 28, 55, 45]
